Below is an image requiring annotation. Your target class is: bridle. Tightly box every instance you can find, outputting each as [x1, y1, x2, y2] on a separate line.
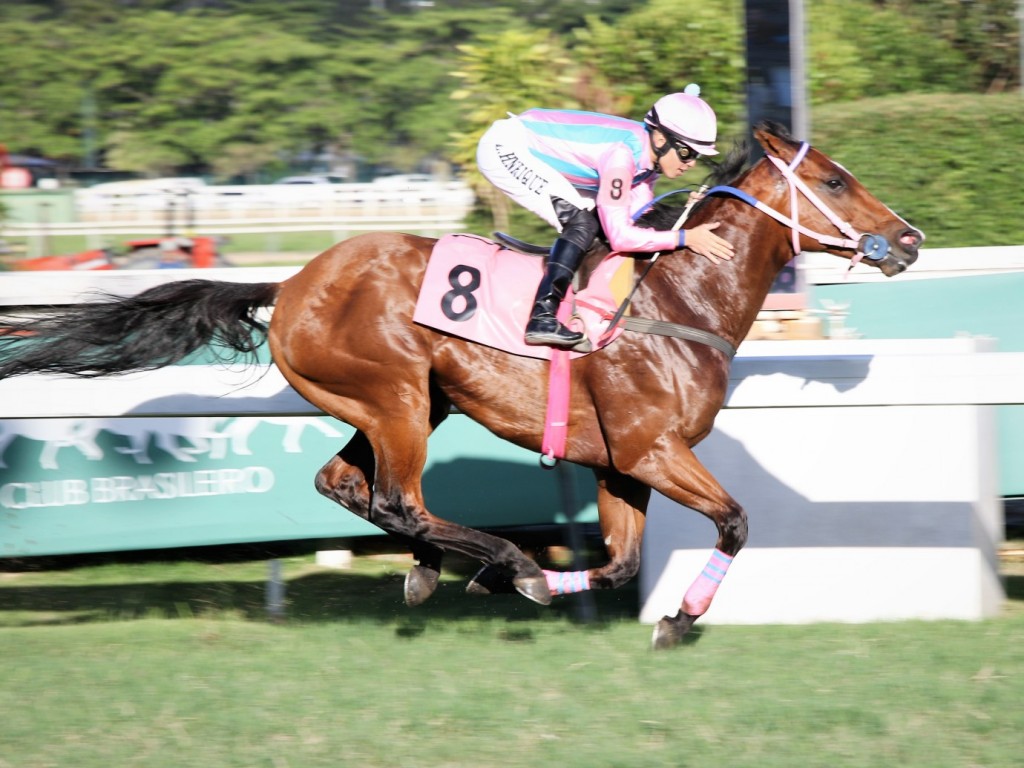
[706, 142, 892, 268]
[607, 140, 907, 359]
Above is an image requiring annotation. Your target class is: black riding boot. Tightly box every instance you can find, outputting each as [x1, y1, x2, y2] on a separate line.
[524, 238, 586, 348]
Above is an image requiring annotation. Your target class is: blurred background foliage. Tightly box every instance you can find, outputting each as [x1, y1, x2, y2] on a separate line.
[0, 0, 1021, 246]
[814, 92, 1024, 247]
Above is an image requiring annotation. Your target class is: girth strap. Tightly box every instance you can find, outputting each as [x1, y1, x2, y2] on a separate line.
[620, 317, 737, 359]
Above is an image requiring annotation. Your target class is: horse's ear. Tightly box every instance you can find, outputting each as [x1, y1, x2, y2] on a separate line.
[753, 121, 799, 161]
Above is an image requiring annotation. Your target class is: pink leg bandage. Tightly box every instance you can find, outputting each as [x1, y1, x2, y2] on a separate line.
[543, 569, 591, 595]
[681, 549, 733, 616]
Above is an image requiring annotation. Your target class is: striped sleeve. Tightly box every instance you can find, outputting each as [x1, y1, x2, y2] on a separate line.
[596, 145, 679, 253]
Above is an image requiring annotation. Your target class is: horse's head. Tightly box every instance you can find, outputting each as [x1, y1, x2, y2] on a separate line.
[753, 122, 923, 277]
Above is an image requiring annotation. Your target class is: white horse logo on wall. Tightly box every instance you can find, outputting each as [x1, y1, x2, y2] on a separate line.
[0, 416, 342, 469]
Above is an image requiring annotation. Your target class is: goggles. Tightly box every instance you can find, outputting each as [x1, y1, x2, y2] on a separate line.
[672, 141, 700, 163]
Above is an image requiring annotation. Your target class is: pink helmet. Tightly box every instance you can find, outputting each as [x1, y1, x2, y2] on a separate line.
[643, 84, 719, 156]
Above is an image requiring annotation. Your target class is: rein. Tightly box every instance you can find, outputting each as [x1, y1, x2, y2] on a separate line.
[603, 184, 738, 359]
[622, 181, 736, 357]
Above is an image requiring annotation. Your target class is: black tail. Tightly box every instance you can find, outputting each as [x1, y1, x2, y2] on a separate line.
[0, 279, 280, 379]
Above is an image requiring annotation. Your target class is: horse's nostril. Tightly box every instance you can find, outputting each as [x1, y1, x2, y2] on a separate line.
[899, 229, 922, 251]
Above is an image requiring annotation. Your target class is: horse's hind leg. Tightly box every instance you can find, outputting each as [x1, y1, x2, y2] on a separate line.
[585, 469, 650, 590]
[472, 468, 651, 598]
[366, 414, 551, 606]
[314, 433, 375, 521]
[314, 392, 550, 607]
[315, 431, 445, 607]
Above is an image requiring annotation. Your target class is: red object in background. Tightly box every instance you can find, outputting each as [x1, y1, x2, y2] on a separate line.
[1, 143, 34, 189]
[0, 167, 32, 189]
[11, 236, 223, 272]
[190, 236, 217, 268]
[3, 168, 226, 268]
[14, 249, 116, 271]
[121, 235, 221, 269]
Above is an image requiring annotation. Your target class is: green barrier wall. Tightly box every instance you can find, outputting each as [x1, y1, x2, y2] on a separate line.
[0, 414, 597, 557]
[4, 269, 1018, 557]
[811, 272, 1024, 496]
[0, 189, 77, 225]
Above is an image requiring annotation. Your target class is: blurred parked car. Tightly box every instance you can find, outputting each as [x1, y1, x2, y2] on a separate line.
[11, 235, 229, 271]
[371, 174, 437, 185]
[272, 174, 347, 185]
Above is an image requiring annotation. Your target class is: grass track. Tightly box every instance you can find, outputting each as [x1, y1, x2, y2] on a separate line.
[1, 555, 1022, 768]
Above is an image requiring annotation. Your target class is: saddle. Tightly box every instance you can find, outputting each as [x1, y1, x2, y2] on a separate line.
[492, 231, 548, 256]
[492, 231, 634, 298]
[412, 233, 635, 361]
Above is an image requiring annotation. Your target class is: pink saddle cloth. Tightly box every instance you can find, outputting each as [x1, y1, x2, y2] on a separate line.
[413, 233, 631, 360]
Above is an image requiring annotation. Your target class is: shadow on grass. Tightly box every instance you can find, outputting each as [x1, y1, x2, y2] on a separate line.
[0, 566, 642, 632]
[4, 567, 1021, 634]
[6, 555, 1018, 637]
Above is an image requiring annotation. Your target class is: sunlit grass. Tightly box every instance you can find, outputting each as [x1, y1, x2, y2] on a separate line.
[1, 553, 1022, 768]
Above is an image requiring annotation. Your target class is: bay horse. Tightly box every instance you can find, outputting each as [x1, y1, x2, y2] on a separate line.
[0, 123, 921, 649]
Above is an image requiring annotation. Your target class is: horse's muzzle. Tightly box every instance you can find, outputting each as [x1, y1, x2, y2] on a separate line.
[876, 227, 922, 277]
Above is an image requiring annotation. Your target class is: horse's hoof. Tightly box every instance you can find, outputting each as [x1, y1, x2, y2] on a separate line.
[651, 611, 697, 650]
[467, 566, 551, 605]
[466, 565, 515, 596]
[404, 564, 440, 607]
[513, 574, 552, 606]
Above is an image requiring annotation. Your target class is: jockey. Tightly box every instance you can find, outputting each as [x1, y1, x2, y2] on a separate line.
[477, 84, 735, 348]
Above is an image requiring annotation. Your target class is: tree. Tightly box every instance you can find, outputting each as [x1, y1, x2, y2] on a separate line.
[871, 0, 1020, 93]
[97, 13, 354, 178]
[571, 0, 746, 138]
[0, 0, 1017, 186]
[0, 19, 95, 159]
[449, 28, 579, 234]
[806, 0, 976, 104]
[326, 6, 515, 168]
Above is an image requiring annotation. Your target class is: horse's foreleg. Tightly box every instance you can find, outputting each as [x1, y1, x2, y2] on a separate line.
[651, 506, 746, 650]
[315, 431, 444, 606]
[633, 448, 748, 650]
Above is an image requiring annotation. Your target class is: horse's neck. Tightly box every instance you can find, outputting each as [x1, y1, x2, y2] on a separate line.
[638, 167, 794, 347]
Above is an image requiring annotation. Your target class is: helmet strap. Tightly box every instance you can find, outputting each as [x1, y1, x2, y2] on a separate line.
[649, 128, 673, 173]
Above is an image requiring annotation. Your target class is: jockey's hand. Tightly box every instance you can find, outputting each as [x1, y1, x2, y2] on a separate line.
[684, 222, 735, 265]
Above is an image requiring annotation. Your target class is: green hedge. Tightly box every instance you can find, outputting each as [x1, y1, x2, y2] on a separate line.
[812, 93, 1024, 248]
[466, 93, 1024, 250]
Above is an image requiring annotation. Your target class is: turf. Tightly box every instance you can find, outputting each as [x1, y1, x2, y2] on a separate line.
[1, 554, 1021, 768]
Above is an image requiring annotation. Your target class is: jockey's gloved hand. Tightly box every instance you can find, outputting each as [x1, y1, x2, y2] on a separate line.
[683, 222, 734, 265]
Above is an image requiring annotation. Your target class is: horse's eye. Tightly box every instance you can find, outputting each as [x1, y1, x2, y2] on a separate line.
[825, 178, 845, 192]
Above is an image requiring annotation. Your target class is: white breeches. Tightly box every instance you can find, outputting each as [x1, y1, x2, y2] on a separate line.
[476, 117, 596, 231]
